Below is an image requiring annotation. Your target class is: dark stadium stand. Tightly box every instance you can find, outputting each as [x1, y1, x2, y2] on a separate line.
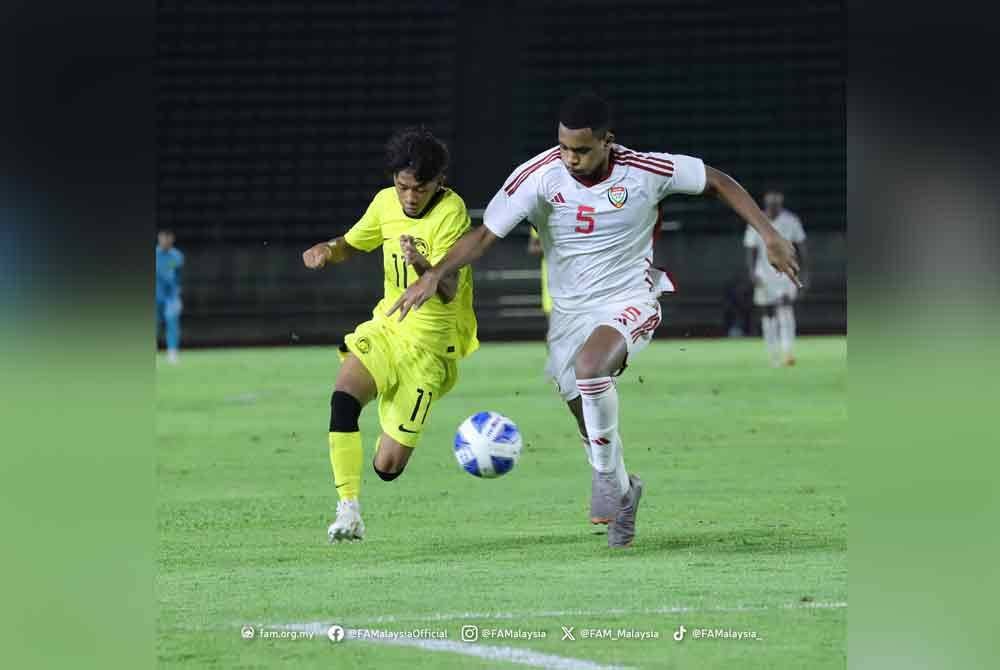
[157, 0, 844, 345]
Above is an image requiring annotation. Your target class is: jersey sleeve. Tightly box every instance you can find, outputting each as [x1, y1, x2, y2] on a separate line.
[650, 153, 707, 198]
[343, 193, 384, 252]
[483, 165, 546, 238]
[428, 203, 472, 266]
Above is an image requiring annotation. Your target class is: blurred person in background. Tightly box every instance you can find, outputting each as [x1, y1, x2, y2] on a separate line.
[155, 229, 185, 365]
[744, 189, 808, 366]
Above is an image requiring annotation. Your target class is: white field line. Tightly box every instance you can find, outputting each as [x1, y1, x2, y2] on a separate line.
[344, 600, 848, 625]
[273, 622, 633, 670]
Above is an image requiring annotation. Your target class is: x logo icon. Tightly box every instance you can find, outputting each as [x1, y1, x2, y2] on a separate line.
[561, 626, 575, 641]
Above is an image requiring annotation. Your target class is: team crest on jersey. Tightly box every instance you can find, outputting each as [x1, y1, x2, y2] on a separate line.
[412, 237, 429, 257]
[607, 185, 628, 208]
[355, 337, 371, 354]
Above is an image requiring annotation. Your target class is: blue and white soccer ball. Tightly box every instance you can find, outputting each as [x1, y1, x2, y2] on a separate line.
[453, 411, 523, 478]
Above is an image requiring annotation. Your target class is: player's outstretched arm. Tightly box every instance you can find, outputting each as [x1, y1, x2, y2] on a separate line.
[703, 166, 801, 286]
[302, 236, 359, 270]
[387, 224, 498, 320]
[400, 234, 459, 304]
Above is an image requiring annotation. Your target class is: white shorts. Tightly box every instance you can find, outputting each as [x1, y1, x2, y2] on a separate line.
[754, 277, 798, 306]
[545, 298, 662, 401]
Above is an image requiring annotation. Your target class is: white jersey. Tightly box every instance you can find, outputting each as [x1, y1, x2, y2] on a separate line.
[483, 144, 707, 312]
[743, 209, 806, 287]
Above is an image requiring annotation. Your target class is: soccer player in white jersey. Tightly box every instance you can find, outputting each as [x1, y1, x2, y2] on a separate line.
[744, 189, 808, 367]
[389, 93, 800, 548]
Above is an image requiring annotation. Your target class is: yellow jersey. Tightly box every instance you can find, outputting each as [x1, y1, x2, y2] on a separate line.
[344, 187, 479, 359]
[530, 227, 552, 315]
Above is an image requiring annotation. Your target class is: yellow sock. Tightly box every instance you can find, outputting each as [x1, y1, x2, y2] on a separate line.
[329, 431, 362, 501]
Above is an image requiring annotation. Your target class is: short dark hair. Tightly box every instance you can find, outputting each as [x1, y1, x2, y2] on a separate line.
[559, 92, 612, 137]
[385, 126, 449, 183]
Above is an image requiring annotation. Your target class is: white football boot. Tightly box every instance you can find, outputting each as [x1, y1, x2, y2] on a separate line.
[608, 474, 644, 548]
[328, 499, 365, 543]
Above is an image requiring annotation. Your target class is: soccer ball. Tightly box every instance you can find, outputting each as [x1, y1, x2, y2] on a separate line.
[453, 411, 523, 478]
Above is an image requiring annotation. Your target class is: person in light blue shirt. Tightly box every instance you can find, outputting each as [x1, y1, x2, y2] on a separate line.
[156, 230, 184, 363]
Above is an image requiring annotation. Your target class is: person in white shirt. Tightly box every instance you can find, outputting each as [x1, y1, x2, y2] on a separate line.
[743, 189, 808, 366]
[389, 93, 800, 548]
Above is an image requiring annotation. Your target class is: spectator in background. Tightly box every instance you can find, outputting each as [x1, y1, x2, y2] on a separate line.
[156, 229, 185, 364]
[526, 227, 553, 318]
[743, 189, 808, 366]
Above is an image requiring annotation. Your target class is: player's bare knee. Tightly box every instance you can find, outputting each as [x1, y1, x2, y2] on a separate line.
[333, 354, 377, 404]
[575, 350, 611, 379]
[372, 450, 405, 481]
[373, 459, 404, 481]
[373, 437, 413, 480]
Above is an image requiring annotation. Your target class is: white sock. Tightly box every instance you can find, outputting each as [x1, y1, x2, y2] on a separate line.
[577, 377, 630, 497]
[581, 427, 629, 496]
[761, 315, 780, 363]
[614, 442, 630, 496]
[777, 305, 796, 357]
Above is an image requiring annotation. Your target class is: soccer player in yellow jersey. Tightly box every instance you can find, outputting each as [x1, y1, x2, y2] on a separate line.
[526, 227, 553, 316]
[301, 127, 478, 543]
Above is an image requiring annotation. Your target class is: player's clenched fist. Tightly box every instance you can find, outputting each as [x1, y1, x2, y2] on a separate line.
[303, 242, 332, 269]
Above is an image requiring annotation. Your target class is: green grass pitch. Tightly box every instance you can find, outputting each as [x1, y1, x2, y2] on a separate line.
[157, 337, 846, 669]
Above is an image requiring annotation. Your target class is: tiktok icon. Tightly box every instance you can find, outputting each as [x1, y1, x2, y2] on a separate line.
[673, 625, 687, 642]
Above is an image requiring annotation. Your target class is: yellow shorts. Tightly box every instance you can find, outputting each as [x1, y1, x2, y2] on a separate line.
[343, 318, 458, 448]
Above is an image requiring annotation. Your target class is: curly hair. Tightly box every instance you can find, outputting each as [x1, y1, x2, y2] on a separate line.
[559, 92, 613, 138]
[385, 126, 450, 183]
